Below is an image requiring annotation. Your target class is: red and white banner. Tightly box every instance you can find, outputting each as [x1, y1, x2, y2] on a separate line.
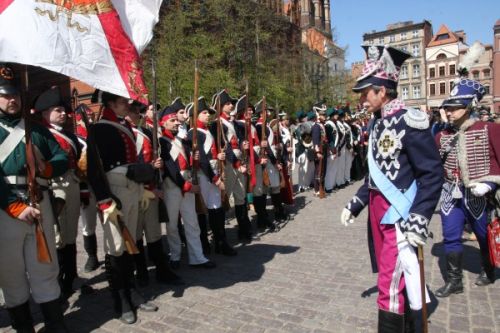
[0, 0, 163, 103]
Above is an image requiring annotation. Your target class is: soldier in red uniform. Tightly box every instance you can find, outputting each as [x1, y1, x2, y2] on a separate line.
[36, 87, 82, 297]
[435, 78, 500, 297]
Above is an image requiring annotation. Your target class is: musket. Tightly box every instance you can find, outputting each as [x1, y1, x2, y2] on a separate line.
[22, 67, 52, 263]
[275, 112, 294, 205]
[150, 51, 162, 189]
[317, 140, 326, 199]
[418, 245, 429, 333]
[191, 61, 208, 214]
[215, 94, 230, 211]
[84, 108, 139, 255]
[273, 109, 286, 189]
[260, 96, 270, 187]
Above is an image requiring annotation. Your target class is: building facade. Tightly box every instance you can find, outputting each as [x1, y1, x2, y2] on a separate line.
[493, 19, 500, 115]
[363, 20, 433, 110]
[425, 25, 466, 110]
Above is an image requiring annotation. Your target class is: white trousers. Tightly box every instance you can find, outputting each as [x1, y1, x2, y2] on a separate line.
[324, 154, 338, 191]
[336, 147, 346, 187]
[0, 190, 60, 307]
[199, 173, 221, 209]
[224, 163, 246, 206]
[136, 197, 162, 244]
[101, 172, 141, 256]
[51, 171, 80, 248]
[344, 149, 353, 183]
[297, 153, 314, 189]
[80, 193, 98, 236]
[163, 179, 208, 264]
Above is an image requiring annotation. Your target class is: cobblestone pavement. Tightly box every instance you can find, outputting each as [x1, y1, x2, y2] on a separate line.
[0, 180, 499, 332]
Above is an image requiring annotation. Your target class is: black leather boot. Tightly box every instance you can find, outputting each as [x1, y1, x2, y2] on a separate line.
[39, 299, 69, 333]
[235, 204, 252, 241]
[213, 208, 237, 256]
[436, 252, 464, 297]
[105, 254, 136, 324]
[475, 246, 496, 286]
[147, 240, 183, 285]
[7, 302, 35, 333]
[122, 252, 158, 313]
[134, 240, 150, 287]
[62, 244, 77, 297]
[270, 193, 288, 222]
[198, 213, 211, 255]
[83, 234, 99, 272]
[254, 195, 275, 231]
[57, 248, 65, 289]
[378, 309, 404, 333]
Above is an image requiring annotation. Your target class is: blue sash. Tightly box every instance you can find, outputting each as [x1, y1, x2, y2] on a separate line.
[368, 133, 417, 224]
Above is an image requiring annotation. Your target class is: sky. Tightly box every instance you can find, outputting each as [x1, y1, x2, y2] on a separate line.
[330, 0, 500, 67]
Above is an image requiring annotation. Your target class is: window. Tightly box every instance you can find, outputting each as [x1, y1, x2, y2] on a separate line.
[379, 37, 384, 44]
[439, 66, 445, 77]
[436, 53, 447, 60]
[440, 82, 446, 95]
[402, 87, 409, 100]
[413, 30, 419, 38]
[413, 85, 421, 99]
[484, 86, 490, 94]
[436, 33, 450, 41]
[449, 64, 456, 75]
[401, 65, 408, 79]
[484, 69, 490, 78]
[401, 32, 407, 40]
[412, 44, 420, 56]
[390, 35, 395, 42]
[473, 71, 480, 80]
[430, 84, 436, 96]
[429, 68, 435, 78]
[449, 81, 454, 92]
[413, 64, 420, 77]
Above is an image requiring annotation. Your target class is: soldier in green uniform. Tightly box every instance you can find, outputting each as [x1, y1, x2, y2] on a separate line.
[0, 64, 69, 332]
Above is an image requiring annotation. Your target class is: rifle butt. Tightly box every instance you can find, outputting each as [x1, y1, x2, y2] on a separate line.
[222, 191, 231, 211]
[195, 193, 208, 215]
[121, 224, 139, 255]
[35, 221, 52, 263]
[262, 168, 270, 187]
[418, 245, 428, 333]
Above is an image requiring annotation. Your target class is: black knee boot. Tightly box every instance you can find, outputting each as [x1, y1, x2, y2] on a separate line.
[7, 302, 35, 333]
[270, 193, 288, 222]
[62, 244, 77, 297]
[83, 234, 99, 272]
[436, 252, 464, 297]
[198, 213, 211, 255]
[39, 299, 68, 333]
[254, 195, 275, 231]
[235, 204, 252, 241]
[476, 246, 496, 286]
[378, 309, 404, 333]
[121, 252, 158, 313]
[147, 240, 183, 285]
[134, 240, 149, 287]
[210, 208, 237, 256]
[105, 254, 136, 324]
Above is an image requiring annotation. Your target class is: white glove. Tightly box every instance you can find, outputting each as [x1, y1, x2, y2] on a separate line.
[468, 182, 492, 197]
[140, 189, 156, 211]
[340, 208, 355, 226]
[405, 232, 426, 247]
[103, 200, 123, 226]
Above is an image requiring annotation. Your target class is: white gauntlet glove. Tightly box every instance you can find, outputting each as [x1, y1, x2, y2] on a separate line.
[340, 208, 355, 226]
[405, 231, 426, 247]
[103, 200, 123, 226]
[140, 189, 156, 211]
[468, 182, 492, 197]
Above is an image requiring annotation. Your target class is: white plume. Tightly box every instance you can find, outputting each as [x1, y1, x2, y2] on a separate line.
[459, 41, 485, 73]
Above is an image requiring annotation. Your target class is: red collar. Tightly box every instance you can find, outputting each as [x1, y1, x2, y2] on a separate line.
[197, 120, 207, 130]
[162, 129, 175, 140]
[220, 112, 229, 121]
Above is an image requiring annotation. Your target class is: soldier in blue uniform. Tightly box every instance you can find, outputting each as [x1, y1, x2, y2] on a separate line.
[435, 78, 500, 297]
[0, 64, 69, 332]
[340, 46, 443, 331]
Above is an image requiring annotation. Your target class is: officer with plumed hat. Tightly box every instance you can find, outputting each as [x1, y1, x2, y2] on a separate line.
[340, 45, 444, 331]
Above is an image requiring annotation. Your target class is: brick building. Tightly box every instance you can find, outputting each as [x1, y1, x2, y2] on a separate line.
[493, 19, 500, 115]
